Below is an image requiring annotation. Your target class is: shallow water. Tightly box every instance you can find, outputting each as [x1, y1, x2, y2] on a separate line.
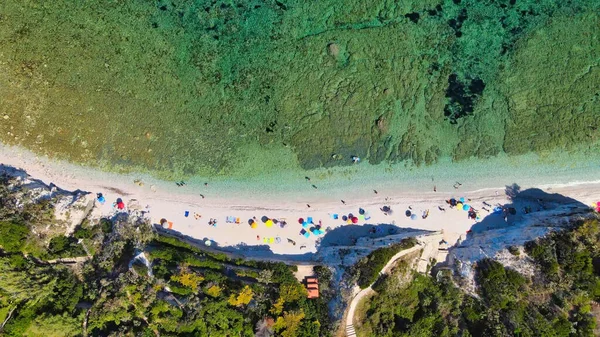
[0, 0, 598, 181]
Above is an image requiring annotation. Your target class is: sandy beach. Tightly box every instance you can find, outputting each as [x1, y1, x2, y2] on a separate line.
[2, 143, 600, 258]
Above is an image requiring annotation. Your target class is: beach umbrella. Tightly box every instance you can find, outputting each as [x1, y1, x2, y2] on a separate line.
[251, 222, 257, 229]
[298, 218, 304, 224]
[459, 197, 465, 203]
[160, 218, 168, 226]
[351, 217, 358, 224]
[359, 208, 365, 215]
[456, 202, 463, 210]
[382, 206, 391, 212]
[204, 239, 212, 246]
[410, 214, 417, 220]
[275, 237, 281, 244]
[261, 216, 269, 223]
[347, 219, 353, 224]
[116, 198, 123, 203]
[117, 202, 125, 210]
[342, 215, 348, 221]
[462, 204, 470, 211]
[405, 210, 412, 217]
[248, 219, 255, 225]
[265, 219, 274, 228]
[348, 213, 354, 219]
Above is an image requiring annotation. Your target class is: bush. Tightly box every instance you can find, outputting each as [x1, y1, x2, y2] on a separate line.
[508, 245, 520, 256]
[100, 218, 113, 234]
[48, 236, 86, 259]
[354, 238, 417, 289]
[0, 221, 29, 253]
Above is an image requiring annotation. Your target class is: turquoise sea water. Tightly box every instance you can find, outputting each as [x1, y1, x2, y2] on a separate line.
[0, 0, 598, 181]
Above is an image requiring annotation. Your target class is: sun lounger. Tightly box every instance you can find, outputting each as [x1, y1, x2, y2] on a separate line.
[300, 229, 310, 238]
[307, 216, 313, 224]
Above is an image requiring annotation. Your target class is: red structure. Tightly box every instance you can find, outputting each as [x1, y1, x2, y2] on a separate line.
[305, 277, 319, 299]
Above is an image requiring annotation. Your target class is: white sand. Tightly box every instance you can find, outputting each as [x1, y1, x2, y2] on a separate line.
[2, 143, 599, 259]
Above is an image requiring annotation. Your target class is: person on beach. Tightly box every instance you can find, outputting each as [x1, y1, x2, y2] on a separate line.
[306, 204, 311, 208]
[312, 185, 318, 189]
[305, 176, 311, 181]
[373, 190, 378, 194]
[341, 200, 346, 205]
[200, 194, 205, 199]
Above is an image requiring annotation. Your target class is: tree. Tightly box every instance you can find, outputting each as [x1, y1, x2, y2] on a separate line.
[279, 283, 307, 303]
[170, 266, 204, 292]
[205, 285, 222, 298]
[257, 269, 274, 284]
[228, 285, 254, 307]
[273, 310, 305, 337]
[0, 222, 29, 253]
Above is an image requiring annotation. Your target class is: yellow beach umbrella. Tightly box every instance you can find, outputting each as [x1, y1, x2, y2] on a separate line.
[251, 222, 257, 229]
[456, 202, 463, 210]
[265, 219, 274, 228]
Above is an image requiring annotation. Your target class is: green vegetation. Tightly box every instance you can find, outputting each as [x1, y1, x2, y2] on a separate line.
[0, 256, 84, 337]
[0, 176, 334, 336]
[352, 237, 418, 289]
[356, 219, 600, 336]
[0, 175, 87, 259]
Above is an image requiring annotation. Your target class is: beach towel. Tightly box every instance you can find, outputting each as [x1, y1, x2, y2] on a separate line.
[185, 211, 190, 217]
[235, 217, 241, 224]
[168, 222, 173, 229]
[303, 232, 310, 238]
[307, 216, 313, 224]
[331, 214, 338, 219]
[302, 222, 309, 228]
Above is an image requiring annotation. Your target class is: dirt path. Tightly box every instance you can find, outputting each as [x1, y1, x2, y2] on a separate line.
[344, 232, 444, 337]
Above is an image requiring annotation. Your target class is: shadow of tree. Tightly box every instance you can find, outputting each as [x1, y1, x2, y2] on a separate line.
[0, 164, 90, 204]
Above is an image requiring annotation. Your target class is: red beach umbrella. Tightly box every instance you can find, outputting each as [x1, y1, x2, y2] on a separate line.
[352, 217, 358, 224]
[298, 218, 304, 224]
[117, 202, 125, 210]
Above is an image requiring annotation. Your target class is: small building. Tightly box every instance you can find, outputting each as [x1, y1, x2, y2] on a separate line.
[305, 277, 319, 299]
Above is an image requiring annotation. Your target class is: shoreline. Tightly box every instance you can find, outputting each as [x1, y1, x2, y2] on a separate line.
[2, 143, 600, 257]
